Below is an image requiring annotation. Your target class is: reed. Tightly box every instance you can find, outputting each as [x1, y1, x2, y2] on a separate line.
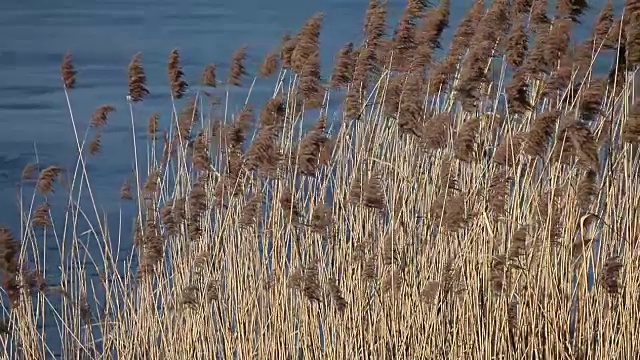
[1, 0, 639, 358]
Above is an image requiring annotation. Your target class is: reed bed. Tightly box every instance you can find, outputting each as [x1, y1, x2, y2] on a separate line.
[1, 0, 640, 358]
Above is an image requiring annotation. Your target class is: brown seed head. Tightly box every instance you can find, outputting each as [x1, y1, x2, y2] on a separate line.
[36, 166, 63, 194]
[32, 203, 52, 228]
[364, 0, 387, 54]
[201, 63, 217, 87]
[228, 46, 248, 87]
[88, 132, 102, 156]
[280, 33, 297, 69]
[90, 104, 116, 128]
[330, 42, 354, 89]
[21, 163, 38, 182]
[167, 49, 188, 99]
[505, 17, 528, 69]
[259, 50, 280, 78]
[120, 178, 133, 200]
[60, 52, 76, 89]
[147, 113, 159, 138]
[291, 13, 324, 75]
[128, 52, 150, 102]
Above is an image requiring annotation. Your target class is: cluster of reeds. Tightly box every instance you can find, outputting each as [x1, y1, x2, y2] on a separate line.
[2, 0, 640, 358]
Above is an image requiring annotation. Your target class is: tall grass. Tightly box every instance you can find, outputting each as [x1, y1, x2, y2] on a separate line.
[1, 0, 640, 358]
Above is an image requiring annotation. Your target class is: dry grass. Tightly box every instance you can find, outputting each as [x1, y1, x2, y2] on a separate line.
[2, 1, 640, 359]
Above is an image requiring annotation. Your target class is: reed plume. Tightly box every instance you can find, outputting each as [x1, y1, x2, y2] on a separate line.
[60, 52, 76, 89]
[302, 263, 322, 303]
[487, 170, 512, 219]
[494, 132, 526, 168]
[244, 125, 282, 178]
[239, 192, 263, 229]
[279, 190, 302, 223]
[228, 46, 248, 86]
[280, 33, 297, 69]
[167, 49, 188, 99]
[143, 170, 161, 199]
[21, 163, 38, 181]
[192, 130, 213, 173]
[291, 13, 324, 75]
[421, 112, 452, 151]
[530, 0, 551, 32]
[223, 105, 254, 150]
[580, 78, 606, 122]
[514, 0, 532, 16]
[627, 3, 640, 68]
[36, 166, 63, 194]
[350, 172, 385, 210]
[553, 121, 600, 171]
[525, 110, 559, 158]
[454, 116, 480, 162]
[593, 1, 614, 47]
[330, 42, 354, 89]
[545, 19, 573, 72]
[556, 0, 589, 24]
[32, 203, 52, 228]
[577, 169, 598, 213]
[88, 133, 102, 156]
[176, 96, 198, 142]
[505, 17, 528, 69]
[412, 2, 450, 71]
[448, 0, 485, 61]
[259, 50, 279, 78]
[128, 52, 149, 102]
[201, 63, 217, 87]
[120, 178, 133, 200]
[0, 227, 20, 305]
[505, 68, 532, 115]
[147, 113, 159, 138]
[364, 0, 387, 63]
[259, 95, 286, 128]
[297, 117, 329, 177]
[310, 204, 332, 232]
[90, 104, 116, 128]
[297, 51, 324, 108]
[622, 103, 640, 143]
[326, 277, 348, 312]
[390, 8, 418, 71]
[600, 256, 623, 295]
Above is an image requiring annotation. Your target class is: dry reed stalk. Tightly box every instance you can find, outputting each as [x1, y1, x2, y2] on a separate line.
[8, 2, 640, 358]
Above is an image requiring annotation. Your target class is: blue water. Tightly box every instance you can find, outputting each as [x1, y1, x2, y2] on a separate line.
[0, 0, 628, 356]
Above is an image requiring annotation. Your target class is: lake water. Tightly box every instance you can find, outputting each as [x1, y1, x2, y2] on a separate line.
[0, 0, 626, 355]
